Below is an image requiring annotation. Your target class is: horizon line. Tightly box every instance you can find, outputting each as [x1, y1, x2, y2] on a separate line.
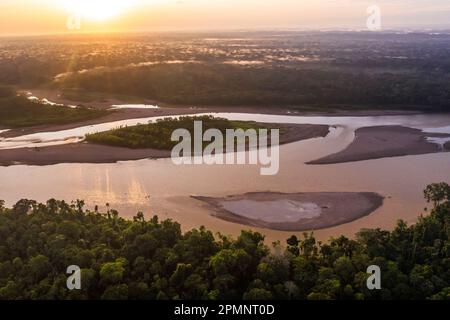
[2, 26, 450, 39]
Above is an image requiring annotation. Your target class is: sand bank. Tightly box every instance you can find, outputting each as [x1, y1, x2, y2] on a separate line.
[308, 126, 450, 165]
[0, 143, 171, 166]
[0, 123, 328, 166]
[192, 192, 384, 231]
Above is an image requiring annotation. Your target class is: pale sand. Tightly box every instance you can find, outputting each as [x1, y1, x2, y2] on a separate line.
[192, 192, 384, 231]
[0, 123, 329, 166]
[308, 126, 450, 165]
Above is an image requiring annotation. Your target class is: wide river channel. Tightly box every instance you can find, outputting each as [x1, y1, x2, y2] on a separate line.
[1, 112, 450, 243]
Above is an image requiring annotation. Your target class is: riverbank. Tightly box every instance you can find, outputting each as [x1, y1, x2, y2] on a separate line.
[192, 192, 384, 231]
[1, 104, 424, 139]
[0, 123, 329, 166]
[2, 113, 450, 244]
[308, 126, 450, 165]
[0, 93, 109, 130]
[0, 107, 202, 138]
[24, 88, 430, 114]
[5, 88, 424, 139]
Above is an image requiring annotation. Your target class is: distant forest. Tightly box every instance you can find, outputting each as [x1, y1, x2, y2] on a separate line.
[0, 86, 108, 128]
[65, 64, 450, 109]
[1, 32, 449, 111]
[0, 183, 449, 300]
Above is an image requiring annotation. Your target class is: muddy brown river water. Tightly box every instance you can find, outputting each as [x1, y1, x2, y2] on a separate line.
[1, 112, 450, 243]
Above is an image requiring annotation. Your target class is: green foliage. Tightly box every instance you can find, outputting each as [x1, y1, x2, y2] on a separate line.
[60, 63, 450, 110]
[85, 116, 272, 150]
[100, 260, 126, 285]
[0, 183, 448, 300]
[0, 95, 109, 128]
[424, 182, 450, 207]
[1, 33, 449, 111]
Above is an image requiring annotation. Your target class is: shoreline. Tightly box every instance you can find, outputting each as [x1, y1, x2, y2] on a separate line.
[192, 192, 384, 231]
[0, 107, 204, 138]
[308, 126, 450, 165]
[3, 88, 429, 138]
[0, 123, 329, 166]
[0, 104, 428, 139]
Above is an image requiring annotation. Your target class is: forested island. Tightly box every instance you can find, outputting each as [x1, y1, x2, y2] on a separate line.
[85, 116, 328, 151]
[85, 116, 277, 150]
[0, 183, 449, 300]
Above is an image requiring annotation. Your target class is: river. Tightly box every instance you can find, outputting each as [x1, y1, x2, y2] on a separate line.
[1, 112, 450, 243]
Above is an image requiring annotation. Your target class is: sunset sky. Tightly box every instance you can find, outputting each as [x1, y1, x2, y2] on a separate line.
[1, 0, 450, 35]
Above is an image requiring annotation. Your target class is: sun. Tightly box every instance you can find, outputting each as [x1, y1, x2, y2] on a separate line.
[63, 0, 136, 21]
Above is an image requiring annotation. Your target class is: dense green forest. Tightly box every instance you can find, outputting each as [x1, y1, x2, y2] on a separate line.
[60, 63, 450, 110]
[0, 183, 449, 300]
[2, 33, 449, 111]
[0, 86, 108, 128]
[86, 116, 278, 149]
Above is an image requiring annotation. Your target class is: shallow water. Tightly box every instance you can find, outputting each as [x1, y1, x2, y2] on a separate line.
[2, 113, 450, 150]
[0, 115, 178, 150]
[110, 104, 160, 110]
[1, 112, 450, 243]
[423, 125, 450, 146]
[26, 95, 78, 109]
[222, 199, 322, 222]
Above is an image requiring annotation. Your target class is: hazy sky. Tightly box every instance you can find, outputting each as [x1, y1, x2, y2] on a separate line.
[1, 0, 450, 35]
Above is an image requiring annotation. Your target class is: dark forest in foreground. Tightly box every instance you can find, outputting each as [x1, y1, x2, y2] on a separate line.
[0, 183, 449, 300]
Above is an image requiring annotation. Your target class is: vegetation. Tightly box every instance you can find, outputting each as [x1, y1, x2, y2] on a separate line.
[0, 183, 449, 300]
[0, 87, 109, 128]
[61, 63, 450, 110]
[1, 33, 449, 111]
[86, 116, 279, 149]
